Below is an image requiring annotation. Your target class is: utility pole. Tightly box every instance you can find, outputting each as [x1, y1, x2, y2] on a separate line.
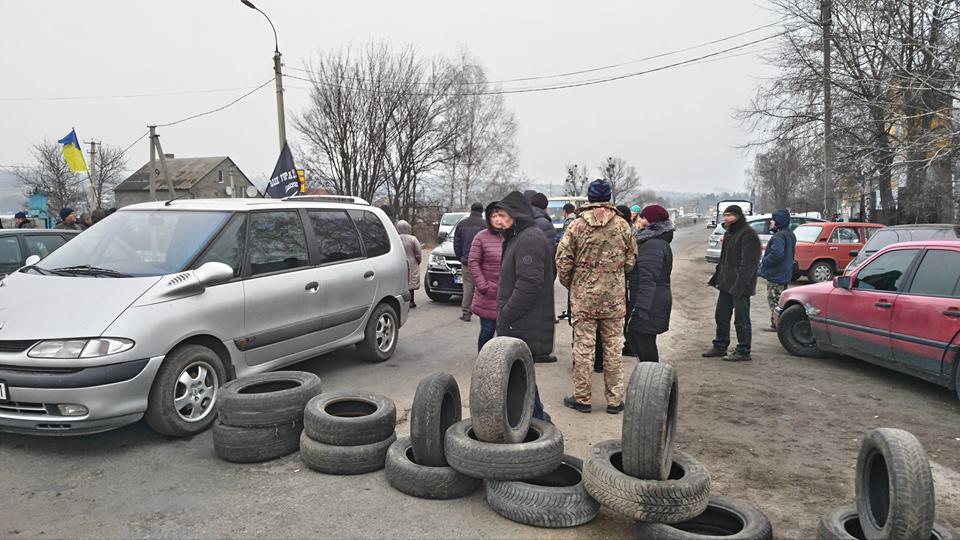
[148, 125, 157, 201]
[241, 0, 286, 150]
[85, 140, 100, 209]
[822, 0, 834, 218]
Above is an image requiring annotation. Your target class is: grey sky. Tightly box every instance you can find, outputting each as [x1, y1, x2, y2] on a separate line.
[0, 0, 778, 195]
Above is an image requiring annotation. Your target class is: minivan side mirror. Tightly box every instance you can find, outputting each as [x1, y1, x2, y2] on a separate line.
[834, 276, 852, 289]
[194, 262, 234, 287]
[24, 255, 41, 266]
[849, 250, 859, 257]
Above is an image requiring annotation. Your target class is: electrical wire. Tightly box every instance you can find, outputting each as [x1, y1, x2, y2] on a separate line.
[155, 79, 273, 127]
[0, 85, 267, 103]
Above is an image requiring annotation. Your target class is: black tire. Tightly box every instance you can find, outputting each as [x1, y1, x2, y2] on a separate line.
[582, 440, 710, 523]
[485, 455, 600, 528]
[855, 428, 935, 540]
[634, 496, 772, 540]
[356, 303, 398, 362]
[303, 392, 396, 446]
[808, 260, 835, 283]
[468, 337, 535, 444]
[299, 431, 396, 475]
[410, 373, 462, 467]
[212, 419, 302, 463]
[818, 505, 958, 540]
[425, 280, 452, 302]
[622, 362, 678, 480]
[217, 371, 321, 428]
[445, 418, 564, 481]
[145, 344, 227, 437]
[385, 437, 481, 499]
[777, 304, 825, 358]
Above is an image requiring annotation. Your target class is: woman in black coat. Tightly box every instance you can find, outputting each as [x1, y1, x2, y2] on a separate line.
[626, 205, 674, 362]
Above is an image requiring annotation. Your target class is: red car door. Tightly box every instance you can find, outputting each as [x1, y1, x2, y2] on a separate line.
[826, 225, 862, 270]
[890, 248, 960, 378]
[827, 248, 921, 364]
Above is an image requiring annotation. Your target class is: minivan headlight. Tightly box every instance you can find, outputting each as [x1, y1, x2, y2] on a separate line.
[429, 253, 449, 270]
[29, 338, 135, 359]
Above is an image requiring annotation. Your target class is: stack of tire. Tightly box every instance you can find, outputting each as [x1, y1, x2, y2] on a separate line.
[384, 373, 481, 499]
[818, 427, 957, 540]
[213, 371, 322, 463]
[446, 337, 599, 528]
[583, 363, 774, 540]
[299, 391, 397, 475]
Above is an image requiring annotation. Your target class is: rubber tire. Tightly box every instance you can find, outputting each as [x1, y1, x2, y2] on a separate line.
[469, 337, 535, 444]
[410, 373, 462, 467]
[299, 431, 396, 475]
[485, 455, 600, 528]
[303, 392, 396, 446]
[356, 302, 399, 362]
[777, 304, 825, 358]
[445, 418, 564, 481]
[385, 436, 481, 499]
[634, 495, 773, 540]
[583, 440, 711, 523]
[425, 280, 452, 302]
[818, 505, 958, 540]
[808, 260, 835, 283]
[212, 419, 302, 463]
[622, 362, 679, 480]
[145, 344, 227, 437]
[855, 428, 935, 540]
[217, 371, 321, 428]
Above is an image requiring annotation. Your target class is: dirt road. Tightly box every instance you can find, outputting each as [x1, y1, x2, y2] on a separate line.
[0, 223, 957, 538]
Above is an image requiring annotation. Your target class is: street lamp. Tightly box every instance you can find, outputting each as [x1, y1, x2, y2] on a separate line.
[240, 0, 286, 150]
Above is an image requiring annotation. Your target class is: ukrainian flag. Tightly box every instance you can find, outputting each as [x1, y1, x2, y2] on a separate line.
[57, 129, 87, 173]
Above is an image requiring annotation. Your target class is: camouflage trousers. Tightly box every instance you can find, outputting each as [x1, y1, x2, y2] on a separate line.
[571, 317, 625, 406]
[766, 281, 787, 325]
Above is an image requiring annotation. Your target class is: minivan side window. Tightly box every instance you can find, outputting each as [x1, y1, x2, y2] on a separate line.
[195, 214, 247, 277]
[908, 250, 960, 298]
[349, 210, 391, 257]
[25, 235, 66, 258]
[853, 249, 919, 292]
[308, 210, 363, 264]
[246, 211, 309, 276]
[0, 236, 22, 274]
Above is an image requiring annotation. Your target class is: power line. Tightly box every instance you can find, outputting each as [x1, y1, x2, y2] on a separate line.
[155, 79, 274, 127]
[0, 85, 266, 103]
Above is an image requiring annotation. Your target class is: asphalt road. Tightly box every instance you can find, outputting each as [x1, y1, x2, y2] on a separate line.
[1, 223, 958, 539]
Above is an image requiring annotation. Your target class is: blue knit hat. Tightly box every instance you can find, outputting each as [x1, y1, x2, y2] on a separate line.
[60, 207, 75, 221]
[587, 179, 611, 202]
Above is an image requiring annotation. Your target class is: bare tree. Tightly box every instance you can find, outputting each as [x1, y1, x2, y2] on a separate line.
[598, 156, 641, 204]
[14, 140, 86, 215]
[90, 143, 127, 209]
[563, 163, 589, 196]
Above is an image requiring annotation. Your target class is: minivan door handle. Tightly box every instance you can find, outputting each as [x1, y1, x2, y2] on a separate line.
[305, 282, 319, 293]
[874, 301, 893, 309]
[363, 271, 375, 279]
[944, 309, 960, 318]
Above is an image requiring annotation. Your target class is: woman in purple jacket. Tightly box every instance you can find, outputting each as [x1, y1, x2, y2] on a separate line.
[468, 202, 505, 352]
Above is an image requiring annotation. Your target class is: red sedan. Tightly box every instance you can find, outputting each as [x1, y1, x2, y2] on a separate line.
[774, 240, 960, 398]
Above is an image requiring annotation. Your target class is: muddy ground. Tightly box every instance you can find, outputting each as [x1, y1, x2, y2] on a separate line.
[0, 223, 957, 539]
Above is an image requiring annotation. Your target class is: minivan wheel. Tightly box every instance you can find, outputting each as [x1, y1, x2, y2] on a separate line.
[145, 344, 227, 437]
[357, 303, 398, 362]
[808, 261, 834, 283]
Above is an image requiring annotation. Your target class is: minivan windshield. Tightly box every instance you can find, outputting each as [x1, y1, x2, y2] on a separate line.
[37, 210, 231, 277]
[440, 212, 467, 226]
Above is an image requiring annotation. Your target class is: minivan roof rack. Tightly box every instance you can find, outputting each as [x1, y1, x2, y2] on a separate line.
[281, 194, 370, 205]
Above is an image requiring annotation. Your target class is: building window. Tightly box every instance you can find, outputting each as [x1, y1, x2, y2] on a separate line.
[218, 170, 224, 184]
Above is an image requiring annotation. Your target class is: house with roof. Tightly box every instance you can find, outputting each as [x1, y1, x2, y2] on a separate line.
[114, 155, 260, 207]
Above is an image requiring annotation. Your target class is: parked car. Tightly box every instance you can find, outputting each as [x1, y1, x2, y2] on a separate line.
[793, 222, 885, 283]
[843, 223, 960, 276]
[424, 237, 462, 302]
[437, 212, 468, 242]
[0, 229, 82, 279]
[774, 240, 960, 399]
[705, 213, 824, 263]
[0, 197, 409, 436]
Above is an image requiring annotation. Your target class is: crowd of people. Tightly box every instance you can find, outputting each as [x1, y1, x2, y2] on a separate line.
[9, 206, 116, 230]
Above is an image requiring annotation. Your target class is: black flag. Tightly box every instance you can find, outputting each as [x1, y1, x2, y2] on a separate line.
[265, 142, 300, 198]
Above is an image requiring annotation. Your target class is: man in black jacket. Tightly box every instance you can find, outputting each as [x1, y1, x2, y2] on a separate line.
[703, 205, 761, 361]
[529, 192, 556, 246]
[496, 191, 556, 420]
[454, 202, 486, 322]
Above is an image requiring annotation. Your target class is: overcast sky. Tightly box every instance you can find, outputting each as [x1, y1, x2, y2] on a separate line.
[0, 0, 779, 195]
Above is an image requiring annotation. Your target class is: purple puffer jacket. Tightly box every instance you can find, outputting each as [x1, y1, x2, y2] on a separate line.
[468, 227, 504, 320]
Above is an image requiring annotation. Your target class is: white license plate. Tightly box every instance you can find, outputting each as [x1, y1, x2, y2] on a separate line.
[0, 381, 7, 402]
[453, 274, 463, 284]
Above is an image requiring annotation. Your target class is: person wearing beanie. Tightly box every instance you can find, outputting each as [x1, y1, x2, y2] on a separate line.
[555, 178, 637, 414]
[630, 204, 642, 228]
[15, 211, 33, 229]
[528, 192, 555, 247]
[54, 207, 83, 230]
[626, 204, 676, 363]
[758, 209, 796, 331]
[704, 204, 762, 361]
[453, 202, 487, 321]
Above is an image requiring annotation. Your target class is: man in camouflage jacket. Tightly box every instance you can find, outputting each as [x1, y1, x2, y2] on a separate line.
[555, 179, 637, 414]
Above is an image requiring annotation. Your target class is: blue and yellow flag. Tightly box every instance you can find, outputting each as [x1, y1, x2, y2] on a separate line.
[57, 129, 87, 173]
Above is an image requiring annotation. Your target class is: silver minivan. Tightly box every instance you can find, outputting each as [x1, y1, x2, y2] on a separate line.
[0, 197, 409, 436]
